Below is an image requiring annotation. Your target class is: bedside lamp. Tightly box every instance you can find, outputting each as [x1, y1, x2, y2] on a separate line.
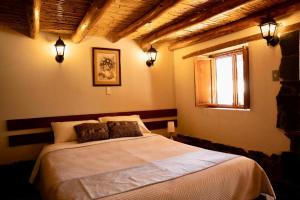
[167, 121, 175, 139]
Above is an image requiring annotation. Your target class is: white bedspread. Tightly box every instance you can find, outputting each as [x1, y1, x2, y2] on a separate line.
[31, 134, 275, 200]
[80, 150, 239, 199]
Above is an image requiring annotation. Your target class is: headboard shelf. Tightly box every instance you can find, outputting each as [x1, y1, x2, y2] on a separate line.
[7, 109, 177, 131]
[8, 132, 54, 147]
[6, 109, 177, 147]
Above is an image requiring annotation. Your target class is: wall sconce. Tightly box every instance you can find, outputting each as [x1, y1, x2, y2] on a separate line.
[54, 36, 66, 63]
[259, 17, 279, 46]
[146, 45, 157, 67]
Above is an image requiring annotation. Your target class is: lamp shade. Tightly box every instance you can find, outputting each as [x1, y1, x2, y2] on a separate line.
[55, 36, 65, 56]
[146, 45, 157, 67]
[54, 36, 66, 63]
[147, 46, 157, 61]
[167, 121, 175, 133]
[259, 17, 279, 46]
[259, 20, 277, 39]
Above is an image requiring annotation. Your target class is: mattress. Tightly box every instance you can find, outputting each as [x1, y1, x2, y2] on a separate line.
[30, 134, 275, 200]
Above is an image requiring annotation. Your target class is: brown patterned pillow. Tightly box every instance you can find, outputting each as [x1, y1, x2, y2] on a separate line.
[74, 123, 109, 143]
[106, 121, 143, 139]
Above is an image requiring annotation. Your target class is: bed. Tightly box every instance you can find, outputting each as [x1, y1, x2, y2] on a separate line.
[30, 133, 275, 200]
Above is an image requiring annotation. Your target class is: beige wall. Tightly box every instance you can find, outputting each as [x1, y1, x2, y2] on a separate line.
[173, 12, 300, 155]
[0, 31, 175, 164]
[1, 12, 299, 164]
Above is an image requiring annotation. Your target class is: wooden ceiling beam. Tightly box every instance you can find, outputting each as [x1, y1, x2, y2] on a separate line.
[41, 29, 74, 35]
[139, 0, 250, 49]
[109, 0, 181, 43]
[28, 0, 41, 38]
[183, 34, 261, 59]
[72, 0, 113, 43]
[169, 1, 300, 50]
[182, 22, 300, 59]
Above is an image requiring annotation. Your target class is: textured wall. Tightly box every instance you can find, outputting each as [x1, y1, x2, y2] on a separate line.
[0, 31, 175, 164]
[173, 11, 300, 155]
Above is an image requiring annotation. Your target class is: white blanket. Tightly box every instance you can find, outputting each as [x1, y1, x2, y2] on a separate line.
[31, 134, 275, 200]
[79, 150, 239, 199]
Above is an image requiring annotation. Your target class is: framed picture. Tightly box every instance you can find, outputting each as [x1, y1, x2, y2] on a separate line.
[92, 47, 121, 86]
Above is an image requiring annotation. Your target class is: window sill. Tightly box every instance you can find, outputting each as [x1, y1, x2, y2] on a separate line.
[204, 107, 251, 111]
[196, 104, 250, 111]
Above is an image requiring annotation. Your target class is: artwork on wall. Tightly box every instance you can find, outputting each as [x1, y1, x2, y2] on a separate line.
[92, 47, 121, 86]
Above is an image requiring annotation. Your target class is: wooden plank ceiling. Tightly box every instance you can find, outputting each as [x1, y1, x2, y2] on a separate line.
[0, 0, 299, 50]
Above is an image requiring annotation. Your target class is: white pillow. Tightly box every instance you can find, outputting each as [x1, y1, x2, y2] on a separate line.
[98, 115, 151, 134]
[51, 120, 99, 143]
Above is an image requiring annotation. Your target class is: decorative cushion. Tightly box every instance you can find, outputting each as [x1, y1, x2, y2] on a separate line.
[74, 123, 109, 143]
[106, 121, 143, 139]
[51, 120, 99, 143]
[99, 115, 151, 134]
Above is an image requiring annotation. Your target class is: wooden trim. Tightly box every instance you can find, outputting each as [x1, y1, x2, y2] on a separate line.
[8, 120, 178, 147]
[28, 0, 41, 38]
[71, 0, 113, 43]
[182, 21, 300, 60]
[232, 53, 238, 106]
[243, 47, 250, 109]
[211, 59, 217, 104]
[183, 34, 261, 59]
[168, 1, 300, 50]
[194, 58, 198, 107]
[109, 0, 180, 43]
[280, 22, 300, 36]
[9, 132, 54, 147]
[140, 0, 249, 48]
[197, 104, 246, 109]
[209, 48, 244, 58]
[6, 109, 177, 131]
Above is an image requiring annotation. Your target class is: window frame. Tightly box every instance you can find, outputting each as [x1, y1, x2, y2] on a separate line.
[194, 47, 250, 109]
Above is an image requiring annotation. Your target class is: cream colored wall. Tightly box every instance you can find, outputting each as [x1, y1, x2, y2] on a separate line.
[173, 12, 300, 155]
[0, 31, 175, 164]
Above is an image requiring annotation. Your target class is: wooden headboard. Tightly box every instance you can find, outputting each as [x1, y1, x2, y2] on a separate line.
[7, 109, 177, 147]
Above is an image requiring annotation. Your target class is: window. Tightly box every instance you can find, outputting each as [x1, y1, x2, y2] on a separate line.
[194, 47, 250, 109]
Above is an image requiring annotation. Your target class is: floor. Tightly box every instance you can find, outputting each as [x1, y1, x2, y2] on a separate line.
[0, 160, 40, 200]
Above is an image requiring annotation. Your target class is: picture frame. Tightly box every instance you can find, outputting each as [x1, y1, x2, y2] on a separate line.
[92, 47, 121, 86]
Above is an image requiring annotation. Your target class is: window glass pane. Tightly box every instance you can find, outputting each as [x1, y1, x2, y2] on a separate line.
[237, 54, 244, 105]
[215, 56, 233, 105]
